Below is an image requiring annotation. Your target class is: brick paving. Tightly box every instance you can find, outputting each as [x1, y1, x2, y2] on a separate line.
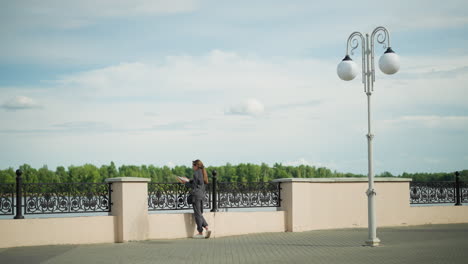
[1, 224, 468, 264]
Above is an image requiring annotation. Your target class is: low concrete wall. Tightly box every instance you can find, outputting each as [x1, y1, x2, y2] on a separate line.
[148, 211, 286, 239]
[273, 178, 468, 232]
[405, 206, 468, 226]
[0, 216, 116, 248]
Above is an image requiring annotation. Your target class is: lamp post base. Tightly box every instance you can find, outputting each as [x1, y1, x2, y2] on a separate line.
[364, 238, 381, 247]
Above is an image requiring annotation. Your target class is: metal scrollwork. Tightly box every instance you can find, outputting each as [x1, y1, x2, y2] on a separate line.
[372, 27, 389, 50]
[461, 182, 468, 203]
[148, 183, 211, 210]
[0, 183, 14, 215]
[409, 182, 455, 204]
[217, 182, 280, 208]
[346, 32, 364, 56]
[23, 183, 111, 214]
[345, 31, 366, 87]
[147, 182, 280, 210]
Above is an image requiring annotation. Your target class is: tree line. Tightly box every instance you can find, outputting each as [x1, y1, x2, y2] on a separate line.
[0, 162, 466, 184]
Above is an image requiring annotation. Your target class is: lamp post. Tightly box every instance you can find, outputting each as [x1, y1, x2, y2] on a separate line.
[337, 26, 400, 247]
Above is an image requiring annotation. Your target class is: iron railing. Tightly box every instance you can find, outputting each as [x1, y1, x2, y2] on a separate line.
[22, 182, 112, 214]
[0, 170, 112, 218]
[410, 181, 455, 204]
[461, 182, 468, 204]
[148, 180, 281, 211]
[0, 183, 14, 215]
[217, 182, 281, 208]
[409, 172, 466, 205]
[148, 183, 210, 210]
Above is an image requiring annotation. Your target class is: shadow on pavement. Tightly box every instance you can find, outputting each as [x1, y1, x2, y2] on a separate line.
[0, 245, 76, 264]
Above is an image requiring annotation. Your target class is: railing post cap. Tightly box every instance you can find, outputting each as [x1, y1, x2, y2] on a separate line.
[15, 169, 22, 177]
[105, 177, 151, 183]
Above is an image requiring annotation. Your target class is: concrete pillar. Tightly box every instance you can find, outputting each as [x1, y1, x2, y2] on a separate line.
[273, 179, 310, 232]
[275, 180, 293, 231]
[105, 177, 151, 242]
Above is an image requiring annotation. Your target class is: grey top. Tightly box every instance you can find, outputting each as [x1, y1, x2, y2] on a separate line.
[185, 169, 205, 198]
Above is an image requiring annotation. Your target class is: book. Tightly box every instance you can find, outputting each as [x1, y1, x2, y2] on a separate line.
[176, 176, 190, 183]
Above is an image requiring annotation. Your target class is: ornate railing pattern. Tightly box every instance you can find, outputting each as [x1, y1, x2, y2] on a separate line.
[22, 183, 111, 214]
[0, 183, 14, 215]
[148, 183, 211, 211]
[217, 182, 280, 208]
[462, 182, 468, 203]
[410, 182, 455, 204]
[148, 182, 281, 210]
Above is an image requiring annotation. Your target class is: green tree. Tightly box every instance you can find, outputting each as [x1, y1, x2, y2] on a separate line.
[148, 165, 162, 182]
[172, 166, 189, 178]
[377, 171, 394, 178]
[2, 163, 466, 183]
[246, 164, 261, 182]
[37, 165, 58, 183]
[161, 166, 173, 182]
[55, 166, 67, 183]
[108, 162, 119, 178]
[19, 164, 39, 183]
[0, 168, 15, 183]
[223, 163, 237, 182]
[81, 164, 100, 183]
[260, 163, 271, 182]
[236, 163, 249, 183]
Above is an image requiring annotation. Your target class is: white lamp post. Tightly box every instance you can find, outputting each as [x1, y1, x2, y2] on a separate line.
[337, 26, 400, 247]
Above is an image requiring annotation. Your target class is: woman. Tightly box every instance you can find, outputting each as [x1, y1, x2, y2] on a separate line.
[179, 159, 211, 239]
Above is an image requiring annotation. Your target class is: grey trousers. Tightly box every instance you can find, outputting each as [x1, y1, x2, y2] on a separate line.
[192, 197, 208, 233]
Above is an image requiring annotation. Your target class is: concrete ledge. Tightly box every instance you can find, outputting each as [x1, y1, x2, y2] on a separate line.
[105, 177, 151, 183]
[272, 177, 412, 183]
[0, 216, 116, 248]
[148, 211, 286, 239]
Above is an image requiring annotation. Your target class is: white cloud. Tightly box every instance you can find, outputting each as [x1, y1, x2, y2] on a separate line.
[1, 96, 41, 110]
[1, 49, 468, 173]
[2, 0, 199, 30]
[423, 157, 442, 164]
[382, 115, 468, 131]
[18, 50, 468, 135]
[53, 121, 113, 132]
[283, 158, 337, 169]
[53, 50, 337, 102]
[144, 112, 158, 117]
[398, 56, 468, 77]
[3, 1, 467, 67]
[225, 99, 265, 116]
[283, 158, 311, 166]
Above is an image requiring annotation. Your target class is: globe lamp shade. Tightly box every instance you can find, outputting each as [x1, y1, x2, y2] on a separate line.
[337, 55, 358, 81]
[378, 47, 400, 75]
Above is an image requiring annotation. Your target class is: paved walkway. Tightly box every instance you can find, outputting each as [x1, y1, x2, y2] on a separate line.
[1, 224, 468, 264]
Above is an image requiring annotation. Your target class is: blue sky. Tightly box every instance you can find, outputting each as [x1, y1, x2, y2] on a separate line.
[1, 0, 467, 175]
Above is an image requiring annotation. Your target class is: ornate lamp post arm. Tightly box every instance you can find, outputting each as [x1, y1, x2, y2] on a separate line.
[346, 32, 366, 89]
[370, 26, 391, 87]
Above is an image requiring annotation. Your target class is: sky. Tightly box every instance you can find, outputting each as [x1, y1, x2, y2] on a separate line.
[1, 0, 467, 175]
